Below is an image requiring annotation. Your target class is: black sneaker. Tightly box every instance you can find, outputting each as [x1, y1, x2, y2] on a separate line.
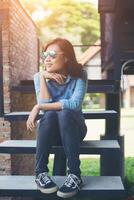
[57, 174, 83, 198]
[35, 172, 58, 194]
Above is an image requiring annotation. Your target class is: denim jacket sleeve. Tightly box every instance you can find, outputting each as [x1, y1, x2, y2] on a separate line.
[59, 70, 88, 111]
[33, 72, 53, 104]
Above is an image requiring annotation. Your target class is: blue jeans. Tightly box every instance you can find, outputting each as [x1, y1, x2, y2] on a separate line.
[36, 109, 87, 177]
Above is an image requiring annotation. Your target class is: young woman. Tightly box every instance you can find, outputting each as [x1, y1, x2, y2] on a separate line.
[26, 38, 87, 198]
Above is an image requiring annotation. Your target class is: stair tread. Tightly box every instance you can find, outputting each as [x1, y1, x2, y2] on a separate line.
[0, 175, 125, 198]
[0, 140, 120, 154]
[87, 80, 119, 93]
[14, 79, 119, 93]
[4, 110, 118, 121]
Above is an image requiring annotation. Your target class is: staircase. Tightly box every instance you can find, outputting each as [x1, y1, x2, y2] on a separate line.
[0, 80, 126, 199]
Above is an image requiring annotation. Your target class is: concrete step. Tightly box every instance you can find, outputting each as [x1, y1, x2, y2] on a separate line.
[0, 175, 125, 199]
[4, 110, 118, 121]
[0, 140, 120, 154]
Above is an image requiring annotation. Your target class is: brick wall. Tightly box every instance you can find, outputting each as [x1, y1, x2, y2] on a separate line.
[11, 87, 36, 178]
[9, 0, 38, 86]
[0, 0, 38, 193]
[0, 1, 11, 181]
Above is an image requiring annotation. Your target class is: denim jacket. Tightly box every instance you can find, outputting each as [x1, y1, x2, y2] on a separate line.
[34, 70, 87, 111]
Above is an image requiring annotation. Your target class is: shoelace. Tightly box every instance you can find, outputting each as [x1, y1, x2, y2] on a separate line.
[39, 172, 52, 185]
[63, 174, 81, 190]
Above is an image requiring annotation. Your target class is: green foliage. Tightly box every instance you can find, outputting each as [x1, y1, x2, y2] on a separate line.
[82, 93, 102, 110]
[20, 0, 100, 46]
[80, 158, 100, 176]
[125, 157, 134, 183]
[125, 157, 134, 197]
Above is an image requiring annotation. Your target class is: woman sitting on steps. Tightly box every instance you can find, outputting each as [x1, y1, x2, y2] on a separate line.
[26, 37, 87, 198]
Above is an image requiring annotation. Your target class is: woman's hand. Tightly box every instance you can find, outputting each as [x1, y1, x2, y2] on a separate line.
[26, 104, 40, 131]
[40, 71, 66, 85]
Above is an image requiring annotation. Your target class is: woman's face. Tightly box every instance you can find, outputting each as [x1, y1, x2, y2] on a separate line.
[44, 43, 67, 74]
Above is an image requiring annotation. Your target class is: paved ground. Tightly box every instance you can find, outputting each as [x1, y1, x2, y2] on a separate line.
[84, 108, 134, 157]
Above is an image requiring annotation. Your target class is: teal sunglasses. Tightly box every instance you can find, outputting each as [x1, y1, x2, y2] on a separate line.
[41, 50, 64, 60]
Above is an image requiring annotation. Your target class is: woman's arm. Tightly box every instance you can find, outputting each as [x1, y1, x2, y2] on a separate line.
[36, 71, 87, 111]
[59, 70, 88, 110]
[38, 101, 62, 110]
[27, 72, 66, 131]
[27, 70, 87, 131]
[39, 72, 52, 101]
[34, 71, 67, 104]
[26, 102, 62, 131]
[34, 72, 53, 104]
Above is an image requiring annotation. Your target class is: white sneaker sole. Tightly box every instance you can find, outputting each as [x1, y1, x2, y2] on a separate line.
[57, 190, 78, 198]
[38, 185, 58, 194]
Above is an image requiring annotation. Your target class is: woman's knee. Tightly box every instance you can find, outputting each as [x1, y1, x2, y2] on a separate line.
[40, 110, 57, 123]
[38, 111, 58, 134]
[57, 109, 78, 131]
[57, 109, 76, 121]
